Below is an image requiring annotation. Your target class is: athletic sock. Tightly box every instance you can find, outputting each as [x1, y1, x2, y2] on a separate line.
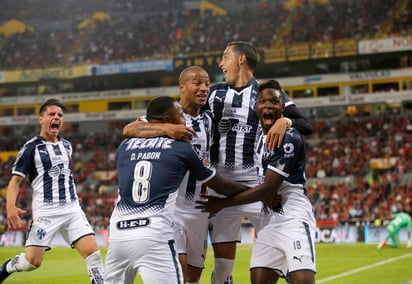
[211, 258, 234, 284]
[8, 253, 37, 272]
[85, 250, 104, 284]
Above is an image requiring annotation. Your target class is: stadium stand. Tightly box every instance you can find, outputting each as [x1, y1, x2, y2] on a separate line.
[1, 0, 412, 236]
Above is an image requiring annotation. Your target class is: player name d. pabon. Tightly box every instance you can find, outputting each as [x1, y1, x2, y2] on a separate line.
[117, 218, 150, 229]
[130, 151, 161, 160]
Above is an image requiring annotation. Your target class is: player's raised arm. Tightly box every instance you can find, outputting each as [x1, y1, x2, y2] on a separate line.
[123, 118, 196, 142]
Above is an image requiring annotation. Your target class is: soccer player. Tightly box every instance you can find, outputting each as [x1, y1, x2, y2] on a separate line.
[378, 212, 412, 249]
[197, 79, 316, 284]
[104, 96, 248, 284]
[205, 41, 312, 283]
[0, 99, 104, 283]
[122, 66, 212, 283]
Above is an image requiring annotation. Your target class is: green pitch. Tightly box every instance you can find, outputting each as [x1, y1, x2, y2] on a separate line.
[1, 243, 411, 283]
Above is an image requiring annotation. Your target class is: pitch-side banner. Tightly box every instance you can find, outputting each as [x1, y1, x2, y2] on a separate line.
[87, 59, 174, 76]
[359, 35, 412, 54]
[5, 65, 88, 83]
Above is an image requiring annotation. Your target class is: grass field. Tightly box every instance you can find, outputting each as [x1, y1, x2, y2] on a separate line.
[1, 243, 412, 283]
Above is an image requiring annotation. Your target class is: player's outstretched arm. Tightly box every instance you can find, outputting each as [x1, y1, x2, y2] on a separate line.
[6, 175, 27, 229]
[123, 119, 196, 142]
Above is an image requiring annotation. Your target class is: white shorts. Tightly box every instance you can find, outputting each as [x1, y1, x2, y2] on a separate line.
[104, 238, 183, 284]
[250, 221, 316, 277]
[26, 209, 94, 249]
[173, 211, 209, 268]
[209, 179, 262, 244]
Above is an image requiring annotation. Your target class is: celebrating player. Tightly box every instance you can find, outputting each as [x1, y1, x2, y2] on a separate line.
[123, 66, 212, 283]
[105, 96, 248, 283]
[197, 80, 316, 284]
[0, 99, 104, 283]
[205, 41, 312, 283]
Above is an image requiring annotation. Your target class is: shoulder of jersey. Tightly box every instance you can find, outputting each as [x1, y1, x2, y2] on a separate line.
[210, 82, 229, 92]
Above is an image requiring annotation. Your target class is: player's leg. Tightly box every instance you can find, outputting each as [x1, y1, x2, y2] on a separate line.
[182, 213, 209, 283]
[250, 267, 278, 284]
[139, 239, 184, 284]
[209, 205, 243, 284]
[211, 243, 236, 284]
[74, 234, 104, 283]
[387, 232, 400, 248]
[0, 246, 43, 281]
[104, 241, 132, 283]
[1, 215, 61, 280]
[66, 210, 104, 283]
[287, 270, 315, 284]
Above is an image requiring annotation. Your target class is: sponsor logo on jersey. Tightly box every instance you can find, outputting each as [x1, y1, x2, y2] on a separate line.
[231, 123, 252, 133]
[117, 218, 150, 229]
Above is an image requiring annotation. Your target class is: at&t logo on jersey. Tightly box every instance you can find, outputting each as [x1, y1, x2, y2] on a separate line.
[232, 123, 252, 133]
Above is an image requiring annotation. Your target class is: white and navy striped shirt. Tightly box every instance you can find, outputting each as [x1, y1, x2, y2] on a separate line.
[207, 77, 294, 182]
[12, 135, 79, 216]
[174, 110, 213, 214]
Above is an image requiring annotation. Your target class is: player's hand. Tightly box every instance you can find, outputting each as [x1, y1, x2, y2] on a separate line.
[265, 117, 288, 151]
[195, 194, 226, 218]
[263, 193, 282, 209]
[166, 124, 197, 143]
[7, 207, 27, 229]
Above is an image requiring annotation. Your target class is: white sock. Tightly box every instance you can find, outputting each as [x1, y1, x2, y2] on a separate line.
[186, 281, 199, 284]
[85, 250, 104, 284]
[211, 258, 234, 284]
[8, 253, 37, 273]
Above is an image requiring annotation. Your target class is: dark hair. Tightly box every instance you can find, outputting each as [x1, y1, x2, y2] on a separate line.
[146, 96, 177, 122]
[39, 98, 66, 115]
[227, 41, 258, 70]
[258, 79, 282, 93]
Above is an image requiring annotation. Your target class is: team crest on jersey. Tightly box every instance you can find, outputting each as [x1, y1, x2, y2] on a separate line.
[283, 143, 295, 158]
[37, 228, 46, 240]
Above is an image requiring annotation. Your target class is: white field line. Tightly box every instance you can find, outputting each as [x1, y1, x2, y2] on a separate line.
[317, 253, 412, 283]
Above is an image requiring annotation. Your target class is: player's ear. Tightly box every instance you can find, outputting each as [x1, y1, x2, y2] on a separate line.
[162, 115, 170, 123]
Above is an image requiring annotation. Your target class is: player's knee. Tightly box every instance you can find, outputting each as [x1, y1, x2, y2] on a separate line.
[288, 270, 315, 284]
[212, 243, 237, 258]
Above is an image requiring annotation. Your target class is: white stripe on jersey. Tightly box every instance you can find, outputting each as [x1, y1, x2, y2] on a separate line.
[174, 111, 212, 214]
[208, 81, 261, 181]
[13, 136, 79, 216]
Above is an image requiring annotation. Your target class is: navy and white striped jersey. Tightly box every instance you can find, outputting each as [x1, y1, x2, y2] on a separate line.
[256, 129, 314, 225]
[207, 77, 294, 182]
[12, 135, 79, 216]
[175, 110, 213, 214]
[111, 137, 216, 240]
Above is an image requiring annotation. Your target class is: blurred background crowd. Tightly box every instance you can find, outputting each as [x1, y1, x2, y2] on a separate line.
[1, 0, 412, 233]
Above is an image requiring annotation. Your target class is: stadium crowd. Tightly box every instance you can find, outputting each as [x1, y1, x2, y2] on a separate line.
[1, 0, 412, 238]
[1, 113, 412, 231]
[1, 0, 412, 69]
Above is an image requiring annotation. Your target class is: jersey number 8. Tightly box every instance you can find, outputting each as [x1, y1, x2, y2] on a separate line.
[132, 160, 152, 203]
